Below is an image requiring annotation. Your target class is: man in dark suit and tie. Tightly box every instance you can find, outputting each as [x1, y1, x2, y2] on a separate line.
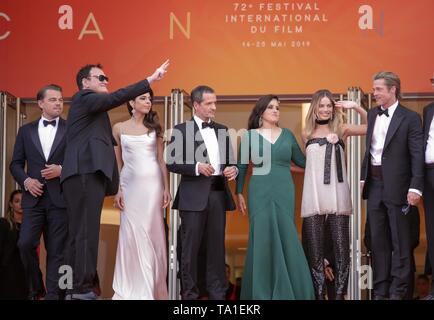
[422, 74, 434, 299]
[10, 84, 67, 300]
[364, 205, 420, 300]
[60, 61, 169, 300]
[166, 85, 238, 300]
[361, 71, 424, 300]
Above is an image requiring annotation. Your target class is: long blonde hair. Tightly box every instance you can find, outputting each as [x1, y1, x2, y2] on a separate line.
[304, 89, 345, 140]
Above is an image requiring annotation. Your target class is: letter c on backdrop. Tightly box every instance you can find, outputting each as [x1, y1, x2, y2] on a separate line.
[0, 12, 11, 40]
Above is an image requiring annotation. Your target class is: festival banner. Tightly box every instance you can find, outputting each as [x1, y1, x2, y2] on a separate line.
[1, 0, 433, 97]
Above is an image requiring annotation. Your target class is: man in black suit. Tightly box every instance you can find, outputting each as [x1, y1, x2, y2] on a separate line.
[364, 206, 420, 300]
[422, 74, 434, 299]
[10, 84, 67, 300]
[361, 71, 424, 300]
[166, 85, 238, 300]
[61, 60, 169, 300]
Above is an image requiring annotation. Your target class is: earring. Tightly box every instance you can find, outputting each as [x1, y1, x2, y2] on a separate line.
[259, 117, 263, 127]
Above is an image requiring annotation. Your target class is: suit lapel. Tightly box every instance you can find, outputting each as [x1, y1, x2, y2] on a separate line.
[214, 123, 227, 170]
[192, 118, 202, 149]
[48, 118, 66, 161]
[383, 105, 405, 151]
[30, 119, 45, 160]
[425, 106, 434, 144]
[191, 118, 210, 163]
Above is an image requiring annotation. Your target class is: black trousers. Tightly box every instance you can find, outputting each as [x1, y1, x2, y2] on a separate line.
[62, 173, 106, 295]
[18, 189, 67, 300]
[424, 167, 434, 295]
[302, 214, 350, 299]
[367, 179, 412, 299]
[179, 190, 227, 300]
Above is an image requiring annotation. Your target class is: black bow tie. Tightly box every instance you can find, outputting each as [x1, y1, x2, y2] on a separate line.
[43, 120, 56, 127]
[42, 120, 56, 127]
[202, 121, 215, 129]
[378, 107, 389, 117]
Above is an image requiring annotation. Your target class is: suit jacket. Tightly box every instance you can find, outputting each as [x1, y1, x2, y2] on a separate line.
[60, 79, 151, 195]
[9, 118, 67, 208]
[166, 119, 236, 211]
[423, 102, 434, 152]
[361, 104, 424, 205]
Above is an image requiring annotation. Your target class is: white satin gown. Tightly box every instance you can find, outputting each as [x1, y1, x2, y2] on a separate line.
[112, 131, 168, 300]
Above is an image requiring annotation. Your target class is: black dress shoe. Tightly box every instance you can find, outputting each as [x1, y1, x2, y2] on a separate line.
[389, 294, 404, 300]
[373, 294, 388, 300]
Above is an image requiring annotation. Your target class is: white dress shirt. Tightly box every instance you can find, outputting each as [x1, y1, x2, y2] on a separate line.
[23, 116, 60, 190]
[370, 101, 399, 165]
[426, 116, 434, 164]
[370, 101, 421, 196]
[194, 116, 222, 176]
[38, 116, 59, 161]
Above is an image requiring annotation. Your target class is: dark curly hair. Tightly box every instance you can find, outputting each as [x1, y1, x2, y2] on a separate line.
[247, 95, 279, 130]
[126, 88, 162, 137]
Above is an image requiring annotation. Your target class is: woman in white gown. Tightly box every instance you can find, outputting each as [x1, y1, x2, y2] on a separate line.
[111, 89, 171, 300]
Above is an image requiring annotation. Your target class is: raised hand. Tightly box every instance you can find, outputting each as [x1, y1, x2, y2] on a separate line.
[335, 100, 358, 109]
[147, 59, 170, 83]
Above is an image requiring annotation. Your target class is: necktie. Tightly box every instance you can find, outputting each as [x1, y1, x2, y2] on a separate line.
[202, 121, 215, 129]
[378, 107, 389, 117]
[43, 120, 56, 127]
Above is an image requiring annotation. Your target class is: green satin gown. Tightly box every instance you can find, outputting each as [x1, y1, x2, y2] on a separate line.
[236, 128, 315, 300]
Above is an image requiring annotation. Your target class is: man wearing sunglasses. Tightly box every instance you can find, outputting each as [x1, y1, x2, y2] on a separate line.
[61, 60, 169, 300]
[422, 74, 434, 300]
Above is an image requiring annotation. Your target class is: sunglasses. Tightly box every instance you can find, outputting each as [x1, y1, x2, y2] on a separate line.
[89, 74, 109, 82]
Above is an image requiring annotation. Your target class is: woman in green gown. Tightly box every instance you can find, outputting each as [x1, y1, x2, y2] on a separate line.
[236, 95, 315, 300]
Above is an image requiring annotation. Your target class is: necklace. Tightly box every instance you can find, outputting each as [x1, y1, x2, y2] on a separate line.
[315, 119, 330, 125]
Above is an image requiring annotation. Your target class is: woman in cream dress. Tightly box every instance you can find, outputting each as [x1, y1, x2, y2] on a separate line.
[301, 89, 367, 300]
[111, 89, 170, 300]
